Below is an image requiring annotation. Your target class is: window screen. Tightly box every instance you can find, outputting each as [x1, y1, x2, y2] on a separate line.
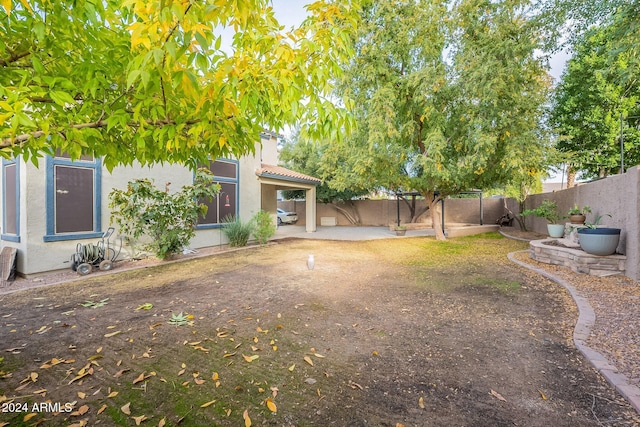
[55, 165, 94, 233]
[3, 163, 17, 235]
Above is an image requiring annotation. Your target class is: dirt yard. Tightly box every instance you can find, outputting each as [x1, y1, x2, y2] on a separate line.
[1, 235, 639, 426]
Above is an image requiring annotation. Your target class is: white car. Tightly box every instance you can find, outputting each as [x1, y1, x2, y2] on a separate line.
[277, 208, 298, 225]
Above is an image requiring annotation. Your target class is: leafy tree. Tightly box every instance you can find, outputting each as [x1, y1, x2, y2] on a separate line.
[279, 131, 372, 224]
[550, 24, 640, 179]
[0, 0, 358, 169]
[330, 0, 551, 239]
[109, 169, 219, 259]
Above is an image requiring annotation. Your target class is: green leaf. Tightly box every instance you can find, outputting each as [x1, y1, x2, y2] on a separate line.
[49, 91, 76, 106]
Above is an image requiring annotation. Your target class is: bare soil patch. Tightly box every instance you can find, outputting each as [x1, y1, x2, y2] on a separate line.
[1, 235, 638, 426]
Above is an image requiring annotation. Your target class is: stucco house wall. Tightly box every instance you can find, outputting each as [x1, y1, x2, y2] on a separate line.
[1, 133, 281, 276]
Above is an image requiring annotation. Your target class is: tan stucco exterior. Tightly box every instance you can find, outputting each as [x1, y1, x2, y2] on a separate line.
[1, 133, 316, 276]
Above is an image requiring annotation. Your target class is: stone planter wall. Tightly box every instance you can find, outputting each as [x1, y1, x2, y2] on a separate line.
[530, 239, 626, 277]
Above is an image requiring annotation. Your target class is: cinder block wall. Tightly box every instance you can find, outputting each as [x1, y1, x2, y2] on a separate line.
[524, 166, 640, 280]
[278, 197, 506, 227]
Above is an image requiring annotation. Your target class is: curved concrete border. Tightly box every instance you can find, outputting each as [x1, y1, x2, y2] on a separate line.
[508, 250, 640, 413]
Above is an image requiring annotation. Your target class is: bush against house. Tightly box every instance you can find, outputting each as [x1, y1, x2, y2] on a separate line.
[109, 169, 219, 259]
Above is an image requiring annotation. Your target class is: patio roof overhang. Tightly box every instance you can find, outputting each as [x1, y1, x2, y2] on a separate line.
[255, 164, 321, 189]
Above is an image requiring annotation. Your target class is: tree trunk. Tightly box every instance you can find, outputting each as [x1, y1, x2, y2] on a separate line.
[400, 194, 429, 223]
[428, 194, 446, 241]
[566, 165, 577, 189]
[330, 201, 361, 225]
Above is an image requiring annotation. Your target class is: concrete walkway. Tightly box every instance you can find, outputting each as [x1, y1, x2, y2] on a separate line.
[273, 225, 436, 240]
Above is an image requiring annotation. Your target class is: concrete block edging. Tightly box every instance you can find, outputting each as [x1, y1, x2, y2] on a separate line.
[508, 250, 640, 413]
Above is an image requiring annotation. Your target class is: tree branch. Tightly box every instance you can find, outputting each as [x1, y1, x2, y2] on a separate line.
[0, 51, 31, 67]
[1, 118, 202, 148]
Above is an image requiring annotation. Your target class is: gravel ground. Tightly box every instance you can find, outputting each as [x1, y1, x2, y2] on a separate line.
[500, 225, 640, 391]
[511, 251, 640, 387]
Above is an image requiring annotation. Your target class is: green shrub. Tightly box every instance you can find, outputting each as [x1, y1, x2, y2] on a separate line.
[109, 169, 219, 259]
[253, 210, 276, 244]
[222, 215, 254, 247]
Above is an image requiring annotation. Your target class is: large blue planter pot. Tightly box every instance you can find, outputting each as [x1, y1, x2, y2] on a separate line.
[577, 228, 621, 256]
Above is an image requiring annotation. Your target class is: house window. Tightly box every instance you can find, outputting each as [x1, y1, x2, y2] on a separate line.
[2, 158, 20, 242]
[44, 154, 102, 241]
[197, 160, 238, 227]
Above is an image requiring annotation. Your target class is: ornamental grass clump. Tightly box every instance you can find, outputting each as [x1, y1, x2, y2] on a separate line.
[222, 215, 254, 247]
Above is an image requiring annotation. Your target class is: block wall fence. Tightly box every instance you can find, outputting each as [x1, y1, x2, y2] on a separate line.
[279, 164, 640, 281]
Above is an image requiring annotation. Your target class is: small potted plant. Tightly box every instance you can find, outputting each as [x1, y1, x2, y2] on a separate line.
[567, 204, 591, 224]
[393, 224, 407, 236]
[522, 200, 565, 238]
[577, 214, 621, 256]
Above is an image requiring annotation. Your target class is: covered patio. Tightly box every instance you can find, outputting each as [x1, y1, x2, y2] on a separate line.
[255, 164, 320, 233]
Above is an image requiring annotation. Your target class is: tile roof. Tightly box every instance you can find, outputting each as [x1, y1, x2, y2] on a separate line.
[255, 164, 321, 185]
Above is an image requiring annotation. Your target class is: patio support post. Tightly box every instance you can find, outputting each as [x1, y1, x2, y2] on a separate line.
[305, 186, 316, 233]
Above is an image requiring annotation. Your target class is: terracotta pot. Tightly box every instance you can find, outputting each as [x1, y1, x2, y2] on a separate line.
[569, 214, 586, 224]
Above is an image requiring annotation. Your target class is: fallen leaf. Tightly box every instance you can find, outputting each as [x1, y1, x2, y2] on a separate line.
[538, 389, 547, 400]
[304, 356, 314, 366]
[14, 382, 29, 392]
[490, 389, 507, 402]
[132, 415, 147, 425]
[158, 418, 166, 427]
[212, 372, 219, 381]
[30, 372, 38, 382]
[243, 409, 251, 427]
[133, 373, 145, 384]
[177, 368, 185, 376]
[200, 399, 216, 408]
[113, 369, 129, 378]
[266, 398, 277, 413]
[98, 404, 107, 414]
[104, 330, 121, 338]
[121, 402, 131, 415]
[23, 413, 38, 422]
[396, 424, 406, 427]
[71, 405, 89, 416]
[348, 380, 363, 390]
[78, 391, 86, 399]
[288, 364, 295, 372]
[418, 396, 425, 409]
[136, 303, 153, 310]
[194, 378, 205, 385]
[108, 391, 118, 398]
[243, 354, 259, 363]
[96, 346, 103, 353]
